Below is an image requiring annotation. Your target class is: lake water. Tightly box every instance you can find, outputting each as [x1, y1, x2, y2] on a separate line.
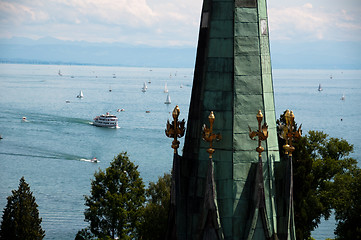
[0, 64, 360, 239]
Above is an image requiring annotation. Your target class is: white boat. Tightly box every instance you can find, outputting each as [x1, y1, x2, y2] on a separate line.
[58, 70, 63, 76]
[341, 94, 345, 101]
[164, 93, 171, 104]
[77, 90, 84, 98]
[93, 113, 118, 128]
[80, 157, 99, 163]
[318, 84, 323, 91]
[142, 82, 147, 92]
[164, 82, 168, 93]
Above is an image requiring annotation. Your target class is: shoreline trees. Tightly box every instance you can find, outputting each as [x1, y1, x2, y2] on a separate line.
[0, 177, 45, 240]
[77, 152, 145, 240]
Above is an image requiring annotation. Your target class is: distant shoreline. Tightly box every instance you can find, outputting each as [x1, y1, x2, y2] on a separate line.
[1, 61, 360, 71]
[0, 59, 128, 68]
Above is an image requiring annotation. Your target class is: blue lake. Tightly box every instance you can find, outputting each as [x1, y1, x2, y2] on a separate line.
[0, 64, 360, 239]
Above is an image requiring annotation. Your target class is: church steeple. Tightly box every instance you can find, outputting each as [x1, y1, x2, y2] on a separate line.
[165, 0, 297, 239]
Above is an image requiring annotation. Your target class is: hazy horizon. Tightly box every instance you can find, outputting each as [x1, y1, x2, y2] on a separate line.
[1, 0, 361, 68]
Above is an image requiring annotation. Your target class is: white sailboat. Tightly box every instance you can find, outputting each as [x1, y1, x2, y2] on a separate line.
[164, 93, 171, 104]
[77, 90, 84, 98]
[318, 84, 323, 91]
[58, 70, 63, 76]
[164, 74, 171, 93]
[142, 82, 147, 92]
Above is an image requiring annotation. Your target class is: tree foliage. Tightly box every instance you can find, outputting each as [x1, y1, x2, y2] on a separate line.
[75, 227, 95, 240]
[0, 177, 45, 240]
[331, 167, 361, 239]
[277, 111, 360, 240]
[139, 173, 171, 240]
[83, 152, 145, 239]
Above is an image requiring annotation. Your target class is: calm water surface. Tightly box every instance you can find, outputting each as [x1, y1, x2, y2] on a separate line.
[0, 64, 360, 239]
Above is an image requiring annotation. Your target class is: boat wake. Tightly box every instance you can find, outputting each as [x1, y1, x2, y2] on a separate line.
[0, 151, 83, 161]
[18, 112, 91, 126]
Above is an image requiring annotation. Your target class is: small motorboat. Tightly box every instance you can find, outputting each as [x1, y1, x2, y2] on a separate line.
[91, 157, 98, 163]
[341, 94, 345, 101]
[22, 117, 27, 122]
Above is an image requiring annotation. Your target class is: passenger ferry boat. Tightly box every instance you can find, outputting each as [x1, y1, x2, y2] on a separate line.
[93, 113, 118, 128]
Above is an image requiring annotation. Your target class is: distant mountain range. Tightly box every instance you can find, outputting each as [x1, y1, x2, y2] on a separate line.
[0, 37, 197, 68]
[1, 37, 360, 69]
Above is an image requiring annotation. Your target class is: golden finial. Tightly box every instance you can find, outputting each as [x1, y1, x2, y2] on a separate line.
[249, 110, 269, 157]
[165, 105, 186, 153]
[202, 111, 222, 159]
[280, 110, 302, 156]
[282, 109, 291, 154]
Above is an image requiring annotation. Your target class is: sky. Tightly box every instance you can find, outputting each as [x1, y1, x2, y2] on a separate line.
[0, 0, 361, 47]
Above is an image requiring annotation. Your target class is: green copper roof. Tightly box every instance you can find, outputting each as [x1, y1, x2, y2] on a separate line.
[171, 0, 296, 239]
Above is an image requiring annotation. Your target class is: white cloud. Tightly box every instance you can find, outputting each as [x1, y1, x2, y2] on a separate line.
[303, 3, 313, 9]
[0, 1, 49, 25]
[0, 0, 203, 46]
[268, 2, 361, 42]
[0, 0, 360, 46]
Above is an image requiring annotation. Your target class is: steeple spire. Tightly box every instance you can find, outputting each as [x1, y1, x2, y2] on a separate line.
[165, 0, 297, 239]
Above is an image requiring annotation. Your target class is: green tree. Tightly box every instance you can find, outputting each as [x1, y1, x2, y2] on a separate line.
[0, 177, 45, 240]
[75, 227, 94, 240]
[83, 152, 145, 239]
[139, 173, 171, 240]
[277, 112, 358, 240]
[331, 167, 361, 239]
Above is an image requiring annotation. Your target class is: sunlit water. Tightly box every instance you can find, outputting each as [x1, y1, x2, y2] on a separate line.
[0, 64, 360, 239]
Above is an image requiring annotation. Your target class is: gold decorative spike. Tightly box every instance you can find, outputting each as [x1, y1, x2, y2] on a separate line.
[249, 110, 269, 157]
[282, 109, 291, 155]
[165, 105, 186, 153]
[280, 110, 302, 156]
[202, 111, 222, 159]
